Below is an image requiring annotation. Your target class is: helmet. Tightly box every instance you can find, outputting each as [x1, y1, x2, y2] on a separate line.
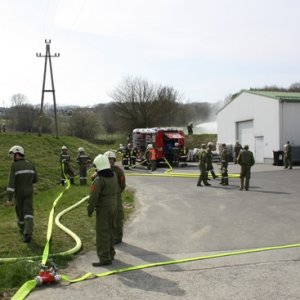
[207, 142, 214, 147]
[9, 145, 25, 156]
[174, 142, 179, 147]
[104, 151, 116, 159]
[62, 145, 67, 150]
[78, 147, 84, 152]
[147, 144, 153, 149]
[244, 145, 249, 150]
[93, 154, 110, 171]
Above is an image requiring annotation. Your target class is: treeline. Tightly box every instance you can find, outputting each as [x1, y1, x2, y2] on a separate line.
[2, 77, 221, 139]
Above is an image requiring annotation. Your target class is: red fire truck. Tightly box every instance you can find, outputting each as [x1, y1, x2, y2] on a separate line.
[132, 127, 185, 164]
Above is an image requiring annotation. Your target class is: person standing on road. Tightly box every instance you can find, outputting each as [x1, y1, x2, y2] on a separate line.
[77, 147, 91, 185]
[234, 141, 243, 164]
[220, 143, 229, 186]
[207, 142, 218, 179]
[237, 145, 255, 191]
[283, 141, 293, 169]
[87, 154, 118, 266]
[7, 145, 38, 243]
[104, 150, 126, 244]
[197, 144, 211, 187]
[60, 145, 75, 185]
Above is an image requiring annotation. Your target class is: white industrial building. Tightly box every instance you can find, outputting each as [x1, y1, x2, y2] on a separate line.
[217, 90, 300, 163]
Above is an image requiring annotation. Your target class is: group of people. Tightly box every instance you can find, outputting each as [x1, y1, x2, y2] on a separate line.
[197, 142, 255, 191]
[60, 145, 92, 185]
[6, 145, 126, 268]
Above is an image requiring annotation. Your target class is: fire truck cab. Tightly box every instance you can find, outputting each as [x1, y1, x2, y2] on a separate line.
[132, 127, 185, 164]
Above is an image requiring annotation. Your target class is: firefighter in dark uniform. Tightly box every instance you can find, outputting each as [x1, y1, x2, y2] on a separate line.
[87, 154, 118, 266]
[118, 144, 131, 169]
[7, 145, 38, 243]
[179, 145, 188, 167]
[104, 151, 126, 244]
[207, 142, 218, 179]
[60, 145, 75, 185]
[234, 141, 243, 164]
[284, 141, 293, 169]
[197, 144, 211, 186]
[130, 147, 137, 167]
[220, 143, 229, 185]
[237, 145, 255, 191]
[172, 142, 180, 167]
[77, 147, 91, 185]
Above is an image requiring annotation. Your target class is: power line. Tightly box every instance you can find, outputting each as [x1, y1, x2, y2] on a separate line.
[36, 39, 60, 139]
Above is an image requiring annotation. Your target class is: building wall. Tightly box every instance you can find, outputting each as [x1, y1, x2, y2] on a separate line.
[217, 92, 280, 161]
[281, 102, 300, 147]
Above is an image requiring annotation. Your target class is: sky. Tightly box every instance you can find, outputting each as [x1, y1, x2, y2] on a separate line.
[1, 0, 300, 108]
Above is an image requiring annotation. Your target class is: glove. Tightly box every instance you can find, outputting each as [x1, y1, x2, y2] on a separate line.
[87, 207, 94, 217]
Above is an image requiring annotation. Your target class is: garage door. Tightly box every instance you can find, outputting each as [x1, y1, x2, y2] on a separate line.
[237, 120, 254, 152]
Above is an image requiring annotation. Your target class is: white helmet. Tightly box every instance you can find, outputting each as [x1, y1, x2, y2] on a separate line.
[104, 151, 116, 159]
[9, 145, 25, 156]
[174, 142, 179, 147]
[93, 154, 110, 171]
[62, 145, 67, 150]
[147, 144, 153, 149]
[78, 147, 84, 152]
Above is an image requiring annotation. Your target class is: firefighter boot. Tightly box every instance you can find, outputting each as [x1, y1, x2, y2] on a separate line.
[60, 179, 65, 186]
[224, 178, 229, 186]
[211, 170, 218, 179]
[240, 178, 244, 190]
[197, 176, 202, 186]
[83, 179, 87, 185]
[219, 177, 224, 185]
[70, 178, 75, 185]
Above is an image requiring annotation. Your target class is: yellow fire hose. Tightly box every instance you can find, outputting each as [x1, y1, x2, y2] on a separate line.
[7, 162, 300, 299]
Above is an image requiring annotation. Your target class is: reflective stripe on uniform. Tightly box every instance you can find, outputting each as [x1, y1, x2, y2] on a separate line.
[15, 170, 35, 175]
[7, 187, 15, 192]
[24, 215, 34, 219]
[17, 220, 25, 224]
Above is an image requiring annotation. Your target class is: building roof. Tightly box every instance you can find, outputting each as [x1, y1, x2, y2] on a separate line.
[246, 90, 300, 102]
[217, 90, 300, 114]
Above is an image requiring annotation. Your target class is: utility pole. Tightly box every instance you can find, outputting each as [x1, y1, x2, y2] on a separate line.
[36, 39, 60, 138]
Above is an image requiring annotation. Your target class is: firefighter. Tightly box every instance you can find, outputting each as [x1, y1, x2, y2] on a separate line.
[237, 145, 255, 191]
[197, 144, 210, 187]
[104, 151, 126, 244]
[220, 143, 229, 185]
[234, 141, 243, 164]
[77, 147, 91, 185]
[147, 144, 157, 171]
[172, 142, 180, 167]
[130, 146, 137, 167]
[179, 145, 188, 167]
[60, 145, 75, 185]
[283, 141, 293, 169]
[87, 154, 118, 266]
[7, 145, 38, 243]
[118, 144, 130, 169]
[207, 142, 218, 179]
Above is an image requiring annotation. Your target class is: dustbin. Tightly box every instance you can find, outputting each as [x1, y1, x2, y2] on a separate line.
[273, 150, 284, 166]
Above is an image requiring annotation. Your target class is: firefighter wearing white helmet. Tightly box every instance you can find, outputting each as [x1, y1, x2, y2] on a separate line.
[59, 145, 75, 185]
[7, 145, 38, 243]
[87, 154, 118, 266]
[104, 150, 126, 244]
[76, 147, 91, 185]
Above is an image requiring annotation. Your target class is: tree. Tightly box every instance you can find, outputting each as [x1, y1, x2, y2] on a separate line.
[67, 108, 103, 139]
[10, 93, 27, 107]
[289, 82, 300, 91]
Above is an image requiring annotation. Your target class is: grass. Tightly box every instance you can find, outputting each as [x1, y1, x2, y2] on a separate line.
[0, 133, 134, 297]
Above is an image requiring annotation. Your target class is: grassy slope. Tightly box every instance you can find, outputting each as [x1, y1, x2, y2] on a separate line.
[0, 133, 134, 295]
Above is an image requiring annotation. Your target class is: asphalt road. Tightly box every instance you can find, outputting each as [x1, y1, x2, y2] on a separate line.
[29, 163, 300, 300]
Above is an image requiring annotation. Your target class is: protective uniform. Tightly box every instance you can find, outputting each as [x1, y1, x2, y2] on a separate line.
[87, 155, 117, 266]
[7, 145, 38, 242]
[284, 142, 292, 169]
[146, 145, 157, 171]
[104, 151, 126, 244]
[206, 142, 218, 179]
[234, 141, 243, 164]
[59, 146, 75, 185]
[197, 144, 210, 186]
[76, 147, 91, 185]
[172, 143, 180, 167]
[220, 144, 229, 185]
[130, 147, 137, 166]
[237, 145, 255, 190]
